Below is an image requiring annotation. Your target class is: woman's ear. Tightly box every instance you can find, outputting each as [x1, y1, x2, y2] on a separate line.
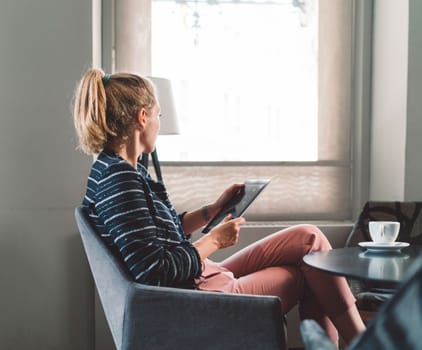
[136, 108, 148, 131]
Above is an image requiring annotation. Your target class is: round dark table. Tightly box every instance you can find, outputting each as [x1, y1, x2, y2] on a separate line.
[303, 245, 422, 285]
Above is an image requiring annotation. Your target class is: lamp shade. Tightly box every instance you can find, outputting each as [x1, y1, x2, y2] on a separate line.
[148, 77, 180, 135]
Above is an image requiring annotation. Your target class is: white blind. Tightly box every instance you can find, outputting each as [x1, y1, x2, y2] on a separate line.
[155, 163, 351, 221]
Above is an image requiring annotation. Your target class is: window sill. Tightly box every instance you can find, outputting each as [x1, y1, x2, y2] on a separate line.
[242, 220, 354, 228]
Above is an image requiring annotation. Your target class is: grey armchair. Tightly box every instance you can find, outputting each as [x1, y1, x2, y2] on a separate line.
[75, 207, 287, 350]
[300, 254, 422, 350]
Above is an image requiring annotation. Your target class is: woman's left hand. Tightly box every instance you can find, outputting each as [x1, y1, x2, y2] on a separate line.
[212, 183, 245, 212]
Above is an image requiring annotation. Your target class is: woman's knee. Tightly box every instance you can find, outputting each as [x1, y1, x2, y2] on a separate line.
[294, 224, 332, 251]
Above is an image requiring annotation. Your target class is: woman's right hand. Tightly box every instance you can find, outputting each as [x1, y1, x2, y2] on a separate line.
[193, 215, 245, 261]
[208, 215, 246, 249]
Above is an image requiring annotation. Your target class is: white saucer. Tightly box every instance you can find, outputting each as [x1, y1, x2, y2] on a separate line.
[358, 241, 410, 252]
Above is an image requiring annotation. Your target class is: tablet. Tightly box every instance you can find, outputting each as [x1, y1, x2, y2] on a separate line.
[201, 179, 270, 233]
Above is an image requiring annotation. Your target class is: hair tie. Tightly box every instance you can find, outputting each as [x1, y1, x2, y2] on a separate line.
[102, 74, 111, 86]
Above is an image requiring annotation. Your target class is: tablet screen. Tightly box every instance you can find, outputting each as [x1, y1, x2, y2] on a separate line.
[201, 179, 270, 233]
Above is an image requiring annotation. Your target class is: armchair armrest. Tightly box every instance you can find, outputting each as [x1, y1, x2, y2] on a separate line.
[123, 284, 286, 350]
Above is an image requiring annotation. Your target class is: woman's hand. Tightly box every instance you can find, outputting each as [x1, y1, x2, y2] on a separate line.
[193, 215, 245, 260]
[210, 184, 245, 215]
[209, 215, 246, 249]
[181, 184, 245, 235]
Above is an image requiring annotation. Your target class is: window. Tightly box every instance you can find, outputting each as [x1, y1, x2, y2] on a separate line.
[152, 0, 318, 162]
[105, 0, 371, 222]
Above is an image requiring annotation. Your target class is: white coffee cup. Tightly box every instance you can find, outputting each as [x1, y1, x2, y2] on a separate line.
[368, 221, 400, 244]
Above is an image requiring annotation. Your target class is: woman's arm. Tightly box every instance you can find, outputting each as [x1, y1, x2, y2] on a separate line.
[181, 204, 219, 234]
[96, 163, 202, 286]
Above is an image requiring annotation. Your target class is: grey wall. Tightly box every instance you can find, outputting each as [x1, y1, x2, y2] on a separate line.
[405, 0, 422, 200]
[0, 1, 94, 349]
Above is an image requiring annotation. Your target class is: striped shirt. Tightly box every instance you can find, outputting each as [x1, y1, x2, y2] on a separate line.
[82, 149, 202, 287]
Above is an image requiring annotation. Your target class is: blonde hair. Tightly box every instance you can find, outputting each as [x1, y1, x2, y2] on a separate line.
[73, 68, 157, 155]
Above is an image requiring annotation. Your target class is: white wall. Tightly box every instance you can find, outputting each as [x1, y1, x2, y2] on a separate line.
[0, 1, 94, 349]
[370, 0, 408, 200]
[370, 0, 422, 202]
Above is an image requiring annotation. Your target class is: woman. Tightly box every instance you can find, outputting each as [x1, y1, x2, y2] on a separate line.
[73, 68, 365, 346]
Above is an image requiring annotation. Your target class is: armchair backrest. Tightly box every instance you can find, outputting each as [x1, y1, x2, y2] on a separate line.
[75, 207, 130, 349]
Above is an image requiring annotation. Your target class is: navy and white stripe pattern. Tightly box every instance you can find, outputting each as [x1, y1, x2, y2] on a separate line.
[82, 150, 202, 287]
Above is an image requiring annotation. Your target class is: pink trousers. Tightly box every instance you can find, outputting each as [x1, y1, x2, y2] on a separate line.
[195, 224, 356, 343]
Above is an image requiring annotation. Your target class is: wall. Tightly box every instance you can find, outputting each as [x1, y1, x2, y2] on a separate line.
[370, 0, 408, 200]
[405, 0, 422, 200]
[0, 1, 94, 349]
[370, 0, 422, 202]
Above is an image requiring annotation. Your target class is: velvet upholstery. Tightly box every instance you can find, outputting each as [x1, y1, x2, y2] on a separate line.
[300, 254, 422, 350]
[75, 207, 287, 350]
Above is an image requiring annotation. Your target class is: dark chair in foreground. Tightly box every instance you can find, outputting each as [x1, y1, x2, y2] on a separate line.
[300, 254, 422, 350]
[345, 201, 422, 321]
[75, 207, 286, 350]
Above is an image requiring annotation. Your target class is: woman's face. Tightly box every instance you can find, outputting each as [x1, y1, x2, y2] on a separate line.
[141, 104, 161, 153]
